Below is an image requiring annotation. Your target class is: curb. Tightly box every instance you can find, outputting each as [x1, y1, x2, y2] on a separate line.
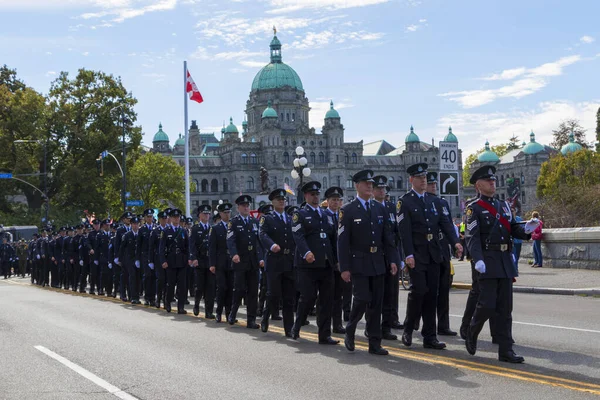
[451, 282, 600, 296]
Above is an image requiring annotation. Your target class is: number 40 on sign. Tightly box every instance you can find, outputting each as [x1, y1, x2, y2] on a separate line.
[439, 142, 458, 171]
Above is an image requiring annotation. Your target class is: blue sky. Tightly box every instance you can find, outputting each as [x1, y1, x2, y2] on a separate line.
[1, 0, 599, 159]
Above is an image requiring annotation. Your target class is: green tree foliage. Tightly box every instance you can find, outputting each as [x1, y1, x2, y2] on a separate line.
[506, 134, 521, 151]
[550, 119, 589, 150]
[104, 152, 185, 216]
[537, 149, 600, 227]
[596, 107, 600, 152]
[462, 143, 509, 187]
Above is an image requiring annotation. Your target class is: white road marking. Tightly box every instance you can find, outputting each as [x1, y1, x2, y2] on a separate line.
[449, 314, 600, 334]
[34, 345, 138, 400]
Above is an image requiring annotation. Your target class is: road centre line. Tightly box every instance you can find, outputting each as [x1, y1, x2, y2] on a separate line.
[449, 314, 600, 334]
[34, 345, 138, 400]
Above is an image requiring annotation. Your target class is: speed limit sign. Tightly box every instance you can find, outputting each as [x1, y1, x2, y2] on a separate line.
[439, 142, 459, 171]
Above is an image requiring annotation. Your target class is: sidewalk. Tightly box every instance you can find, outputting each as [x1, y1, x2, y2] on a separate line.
[451, 260, 600, 296]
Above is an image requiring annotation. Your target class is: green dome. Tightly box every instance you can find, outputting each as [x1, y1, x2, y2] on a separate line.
[325, 100, 340, 119]
[405, 125, 420, 143]
[251, 34, 304, 91]
[561, 131, 583, 155]
[477, 141, 500, 162]
[242, 119, 248, 126]
[262, 100, 278, 119]
[153, 123, 169, 142]
[174, 133, 185, 146]
[444, 126, 458, 142]
[522, 131, 545, 155]
[225, 117, 239, 134]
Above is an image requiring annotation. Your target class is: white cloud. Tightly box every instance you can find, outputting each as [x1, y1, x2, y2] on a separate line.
[267, 0, 389, 14]
[229, 68, 247, 73]
[45, 71, 57, 77]
[437, 100, 600, 157]
[309, 100, 353, 130]
[405, 24, 418, 32]
[142, 72, 166, 78]
[45, 51, 53, 55]
[82, 51, 90, 56]
[580, 35, 595, 44]
[290, 30, 383, 50]
[79, 0, 177, 23]
[405, 18, 427, 33]
[238, 60, 266, 68]
[440, 55, 584, 108]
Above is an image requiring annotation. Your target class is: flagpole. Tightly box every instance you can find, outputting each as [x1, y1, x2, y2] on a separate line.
[184, 60, 191, 217]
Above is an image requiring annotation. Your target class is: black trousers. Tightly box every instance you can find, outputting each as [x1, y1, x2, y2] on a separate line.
[404, 260, 440, 341]
[143, 262, 156, 303]
[42, 259, 50, 286]
[469, 278, 513, 353]
[128, 263, 141, 301]
[79, 261, 89, 292]
[166, 267, 187, 311]
[100, 262, 112, 295]
[293, 267, 334, 340]
[215, 268, 234, 316]
[230, 268, 259, 321]
[332, 270, 351, 328]
[346, 274, 385, 347]
[194, 267, 216, 315]
[155, 264, 166, 304]
[382, 270, 399, 331]
[1, 262, 8, 279]
[187, 265, 194, 298]
[263, 268, 295, 334]
[258, 269, 268, 315]
[437, 259, 452, 331]
[50, 261, 59, 287]
[72, 260, 82, 291]
[113, 263, 121, 296]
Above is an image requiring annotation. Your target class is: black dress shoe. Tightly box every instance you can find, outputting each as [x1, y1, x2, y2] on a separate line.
[193, 305, 199, 316]
[261, 320, 269, 332]
[344, 333, 355, 351]
[89, 292, 96, 295]
[302, 320, 310, 326]
[111, 293, 117, 298]
[423, 339, 447, 350]
[155, 300, 160, 309]
[177, 309, 187, 315]
[227, 315, 236, 325]
[149, 301, 156, 307]
[98, 291, 105, 296]
[369, 346, 389, 356]
[499, 350, 525, 363]
[318, 337, 339, 345]
[184, 299, 190, 305]
[285, 331, 292, 338]
[333, 326, 347, 334]
[492, 337, 516, 345]
[271, 315, 283, 321]
[414, 321, 420, 331]
[165, 302, 172, 313]
[465, 328, 477, 355]
[438, 329, 457, 336]
[216, 313, 222, 323]
[391, 321, 404, 330]
[459, 326, 468, 340]
[247, 321, 260, 329]
[401, 331, 412, 347]
[291, 330, 300, 340]
[383, 331, 398, 341]
[205, 313, 215, 319]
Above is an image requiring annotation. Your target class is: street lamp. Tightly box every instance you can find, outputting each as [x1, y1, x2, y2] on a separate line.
[14, 139, 49, 224]
[290, 146, 311, 204]
[110, 105, 129, 213]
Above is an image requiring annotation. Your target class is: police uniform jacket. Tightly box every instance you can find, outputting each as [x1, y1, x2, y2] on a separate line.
[70, 234, 82, 263]
[95, 230, 110, 264]
[158, 225, 189, 269]
[55, 236, 67, 263]
[108, 233, 116, 265]
[398, 190, 458, 267]
[226, 215, 263, 270]
[119, 230, 141, 267]
[0, 243, 14, 263]
[259, 211, 294, 273]
[291, 204, 336, 269]
[383, 199, 404, 267]
[323, 208, 340, 261]
[114, 225, 129, 261]
[338, 198, 399, 276]
[465, 195, 530, 279]
[209, 221, 231, 271]
[148, 226, 163, 266]
[87, 229, 99, 262]
[79, 234, 91, 265]
[137, 224, 153, 264]
[189, 223, 210, 268]
[428, 194, 455, 262]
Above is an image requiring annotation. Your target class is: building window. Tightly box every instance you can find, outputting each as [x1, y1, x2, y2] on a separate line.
[250, 153, 257, 164]
[292, 141, 296, 146]
[284, 140, 288, 146]
[201, 179, 209, 193]
[397, 177, 403, 190]
[241, 153, 248, 164]
[500, 175, 504, 187]
[211, 179, 218, 192]
[283, 152, 290, 164]
[272, 176, 278, 189]
[346, 177, 353, 189]
[337, 176, 341, 187]
[319, 152, 325, 164]
[345, 153, 349, 164]
[310, 152, 315, 164]
[302, 141, 306, 145]
[501, 193, 505, 200]
[388, 177, 395, 189]
[336, 155, 339, 163]
[521, 191, 526, 204]
[286, 113, 290, 122]
[455, 197, 459, 207]
[194, 179, 200, 193]
[292, 113, 295, 122]
[424, 157, 427, 162]
[246, 177, 254, 191]
[352, 153, 357, 164]
[323, 177, 327, 188]
[310, 141, 314, 146]
[223, 178, 229, 192]
[521, 173, 525, 185]
[319, 141, 322, 146]
[272, 154, 276, 163]
[281, 113, 284, 120]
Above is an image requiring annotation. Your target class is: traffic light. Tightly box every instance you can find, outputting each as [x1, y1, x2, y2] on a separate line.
[96, 158, 103, 177]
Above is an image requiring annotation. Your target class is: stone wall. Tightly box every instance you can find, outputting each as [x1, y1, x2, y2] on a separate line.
[520, 227, 600, 269]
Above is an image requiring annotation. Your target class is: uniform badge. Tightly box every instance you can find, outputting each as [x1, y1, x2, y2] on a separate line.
[228, 222, 232, 230]
[292, 213, 299, 223]
[466, 208, 473, 218]
[338, 209, 344, 225]
[396, 200, 402, 212]
[259, 216, 265, 227]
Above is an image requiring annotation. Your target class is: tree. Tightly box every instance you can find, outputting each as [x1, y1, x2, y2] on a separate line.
[550, 119, 589, 150]
[462, 143, 510, 187]
[506, 134, 521, 151]
[104, 152, 185, 216]
[596, 107, 600, 152]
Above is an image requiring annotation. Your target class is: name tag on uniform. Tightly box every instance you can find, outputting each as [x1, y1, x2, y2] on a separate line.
[482, 210, 489, 214]
[354, 219, 361, 223]
[305, 217, 312, 220]
[320, 233, 327, 239]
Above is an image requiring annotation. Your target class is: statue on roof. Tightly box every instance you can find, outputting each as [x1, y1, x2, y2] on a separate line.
[273, 26, 277, 35]
[260, 166, 269, 193]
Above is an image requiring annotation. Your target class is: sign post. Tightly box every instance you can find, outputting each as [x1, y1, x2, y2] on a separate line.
[439, 141, 460, 214]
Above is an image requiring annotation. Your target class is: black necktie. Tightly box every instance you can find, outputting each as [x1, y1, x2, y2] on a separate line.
[365, 201, 370, 212]
[333, 213, 338, 226]
[280, 213, 285, 223]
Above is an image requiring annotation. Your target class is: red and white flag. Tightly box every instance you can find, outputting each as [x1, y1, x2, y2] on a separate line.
[186, 70, 203, 104]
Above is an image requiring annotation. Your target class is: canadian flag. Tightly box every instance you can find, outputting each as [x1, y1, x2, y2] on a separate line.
[186, 70, 203, 104]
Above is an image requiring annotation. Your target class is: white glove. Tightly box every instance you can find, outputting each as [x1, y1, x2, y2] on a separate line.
[114, 258, 119, 265]
[512, 254, 517, 264]
[524, 218, 540, 234]
[400, 261, 406, 270]
[79, 260, 83, 266]
[108, 263, 113, 269]
[36, 255, 40, 260]
[475, 260, 486, 273]
[94, 260, 99, 265]
[135, 260, 140, 269]
[149, 263, 154, 270]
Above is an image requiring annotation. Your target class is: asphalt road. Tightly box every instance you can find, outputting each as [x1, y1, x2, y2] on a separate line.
[1, 277, 600, 400]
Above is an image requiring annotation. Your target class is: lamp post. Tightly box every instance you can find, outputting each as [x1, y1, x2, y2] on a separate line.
[290, 146, 311, 205]
[110, 106, 128, 213]
[14, 139, 49, 224]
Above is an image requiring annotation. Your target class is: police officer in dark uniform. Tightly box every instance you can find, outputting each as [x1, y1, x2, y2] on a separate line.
[190, 204, 216, 318]
[339, 170, 399, 355]
[138, 209, 155, 306]
[465, 165, 535, 363]
[87, 219, 102, 295]
[258, 188, 296, 335]
[119, 216, 142, 304]
[54, 227, 67, 289]
[70, 224, 84, 292]
[39, 229, 50, 286]
[0, 235, 13, 279]
[150, 211, 168, 308]
[210, 202, 234, 322]
[425, 172, 458, 336]
[291, 181, 338, 345]
[95, 219, 112, 296]
[257, 203, 274, 319]
[227, 195, 264, 328]
[398, 163, 462, 350]
[114, 212, 133, 301]
[159, 208, 189, 314]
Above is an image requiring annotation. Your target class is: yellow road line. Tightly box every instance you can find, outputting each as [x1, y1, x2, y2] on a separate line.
[7, 279, 600, 396]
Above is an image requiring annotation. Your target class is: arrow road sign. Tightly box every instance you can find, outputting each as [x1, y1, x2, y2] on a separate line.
[126, 200, 144, 207]
[0, 173, 13, 179]
[440, 172, 459, 196]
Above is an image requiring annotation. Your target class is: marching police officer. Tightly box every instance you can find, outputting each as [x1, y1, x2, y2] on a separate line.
[70, 224, 84, 292]
[210, 202, 234, 323]
[150, 211, 168, 308]
[465, 165, 536, 363]
[120, 216, 142, 304]
[159, 208, 189, 314]
[258, 188, 295, 335]
[226, 195, 264, 328]
[257, 203, 274, 319]
[291, 181, 338, 345]
[398, 163, 462, 350]
[190, 204, 216, 318]
[114, 212, 133, 301]
[339, 170, 399, 355]
[95, 219, 112, 296]
[139, 209, 156, 306]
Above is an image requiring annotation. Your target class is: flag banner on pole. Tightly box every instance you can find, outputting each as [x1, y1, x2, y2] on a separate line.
[186, 70, 204, 104]
[284, 182, 295, 196]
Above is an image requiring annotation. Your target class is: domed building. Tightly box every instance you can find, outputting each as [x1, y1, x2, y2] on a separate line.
[153, 33, 464, 216]
[561, 131, 584, 155]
